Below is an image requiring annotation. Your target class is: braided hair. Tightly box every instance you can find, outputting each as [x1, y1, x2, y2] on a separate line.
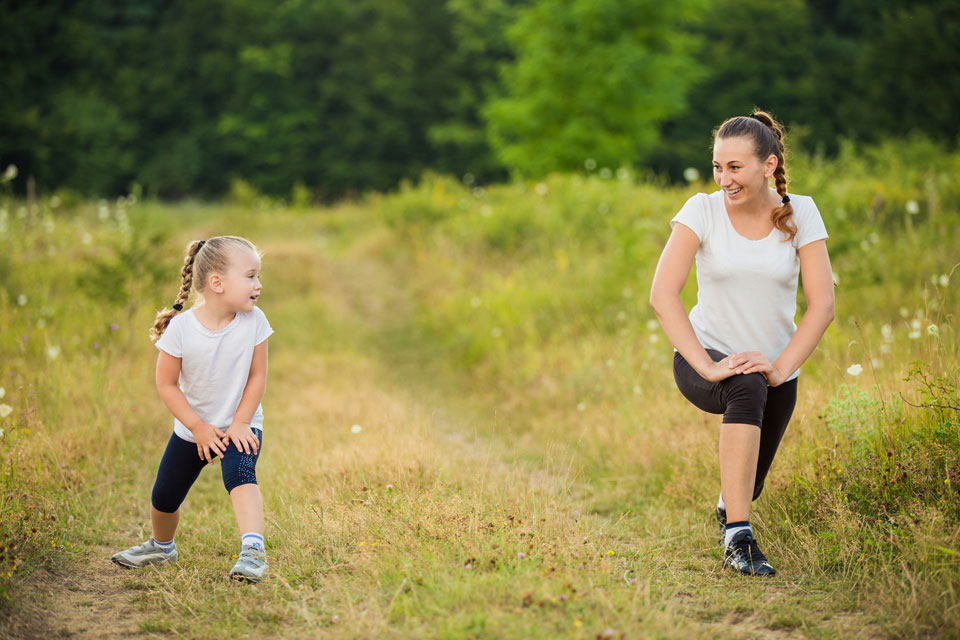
[149, 236, 259, 341]
[714, 109, 796, 242]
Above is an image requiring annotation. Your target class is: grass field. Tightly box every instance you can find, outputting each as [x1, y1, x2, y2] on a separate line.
[1, 139, 958, 639]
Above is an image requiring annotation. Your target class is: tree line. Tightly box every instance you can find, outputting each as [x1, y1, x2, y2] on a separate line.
[1, 0, 957, 200]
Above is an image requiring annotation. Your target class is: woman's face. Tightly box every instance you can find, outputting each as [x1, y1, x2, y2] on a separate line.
[712, 136, 777, 207]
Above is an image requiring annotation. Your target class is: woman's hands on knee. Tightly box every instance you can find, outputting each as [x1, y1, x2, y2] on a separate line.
[727, 351, 785, 387]
[699, 355, 741, 383]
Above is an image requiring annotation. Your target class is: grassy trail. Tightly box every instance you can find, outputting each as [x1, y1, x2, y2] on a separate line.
[1, 205, 952, 639]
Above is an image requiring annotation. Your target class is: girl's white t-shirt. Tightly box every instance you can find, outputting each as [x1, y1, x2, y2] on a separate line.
[670, 190, 828, 382]
[155, 306, 274, 442]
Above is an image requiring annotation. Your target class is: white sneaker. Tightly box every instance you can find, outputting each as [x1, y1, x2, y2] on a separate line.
[229, 544, 268, 583]
[111, 539, 178, 568]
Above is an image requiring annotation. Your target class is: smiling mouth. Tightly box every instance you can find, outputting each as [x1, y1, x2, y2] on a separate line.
[726, 187, 743, 196]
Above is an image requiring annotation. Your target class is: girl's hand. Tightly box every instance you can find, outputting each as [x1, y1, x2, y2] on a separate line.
[222, 420, 259, 455]
[700, 356, 741, 383]
[727, 351, 785, 387]
[193, 422, 228, 463]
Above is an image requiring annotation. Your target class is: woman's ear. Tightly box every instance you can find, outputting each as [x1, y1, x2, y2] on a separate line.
[764, 154, 778, 178]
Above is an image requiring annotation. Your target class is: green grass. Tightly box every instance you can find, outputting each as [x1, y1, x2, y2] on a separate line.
[0, 137, 958, 638]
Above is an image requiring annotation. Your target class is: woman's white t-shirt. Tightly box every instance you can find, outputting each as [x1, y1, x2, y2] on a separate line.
[670, 190, 828, 382]
[155, 306, 274, 442]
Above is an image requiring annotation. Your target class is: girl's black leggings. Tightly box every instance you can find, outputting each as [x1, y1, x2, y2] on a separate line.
[673, 349, 797, 501]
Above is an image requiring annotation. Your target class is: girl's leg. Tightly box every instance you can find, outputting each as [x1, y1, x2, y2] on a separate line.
[151, 432, 207, 541]
[751, 379, 798, 500]
[151, 506, 180, 542]
[229, 484, 264, 535]
[221, 428, 264, 536]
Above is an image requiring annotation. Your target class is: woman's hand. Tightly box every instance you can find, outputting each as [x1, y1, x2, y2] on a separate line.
[699, 356, 741, 383]
[192, 422, 228, 463]
[727, 351, 785, 387]
[222, 420, 259, 455]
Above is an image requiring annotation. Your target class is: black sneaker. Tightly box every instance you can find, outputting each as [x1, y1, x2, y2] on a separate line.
[723, 529, 776, 576]
[715, 506, 726, 546]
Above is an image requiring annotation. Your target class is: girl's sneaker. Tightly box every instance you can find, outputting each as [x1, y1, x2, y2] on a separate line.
[111, 539, 178, 568]
[230, 544, 268, 583]
[723, 529, 776, 576]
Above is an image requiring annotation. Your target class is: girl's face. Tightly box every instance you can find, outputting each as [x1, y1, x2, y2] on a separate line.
[212, 248, 262, 312]
[712, 136, 777, 207]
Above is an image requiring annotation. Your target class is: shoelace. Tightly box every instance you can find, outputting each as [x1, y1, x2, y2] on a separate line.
[239, 549, 265, 566]
[747, 537, 769, 565]
[728, 535, 756, 564]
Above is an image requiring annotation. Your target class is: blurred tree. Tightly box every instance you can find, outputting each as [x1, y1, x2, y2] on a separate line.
[484, 0, 704, 176]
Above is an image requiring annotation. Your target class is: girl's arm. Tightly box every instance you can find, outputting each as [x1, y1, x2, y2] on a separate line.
[650, 223, 738, 382]
[223, 340, 268, 454]
[734, 239, 835, 382]
[156, 351, 227, 462]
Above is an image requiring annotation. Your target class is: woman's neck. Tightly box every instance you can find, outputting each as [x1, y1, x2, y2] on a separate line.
[193, 298, 236, 331]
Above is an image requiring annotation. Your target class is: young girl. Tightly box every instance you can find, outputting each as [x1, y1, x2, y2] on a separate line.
[649, 111, 834, 576]
[112, 236, 273, 583]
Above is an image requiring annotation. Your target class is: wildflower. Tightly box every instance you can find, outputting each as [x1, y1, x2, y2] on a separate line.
[2, 165, 17, 182]
[602, 629, 616, 638]
[534, 183, 548, 196]
[899, 306, 910, 318]
[517, 552, 525, 559]
[871, 359, 881, 369]
[490, 327, 502, 338]
[927, 324, 939, 336]
[584, 158, 597, 171]
[17, 295, 26, 306]
[110, 323, 119, 331]
[576, 402, 586, 412]
[683, 167, 700, 182]
[0, 387, 4, 399]
[0, 404, 12, 418]
[905, 200, 919, 215]
[939, 274, 949, 287]
[560, 594, 568, 602]
[881, 324, 893, 342]
[649, 334, 659, 344]
[573, 620, 583, 628]
[909, 330, 921, 339]
[846, 364, 863, 376]
[880, 344, 890, 354]
[386, 484, 394, 490]
[464, 563, 472, 570]
[606, 550, 615, 555]
[0, 429, 4, 438]
[46, 345, 60, 361]
[351, 424, 363, 434]
[646, 319, 658, 331]
[911, 319, 921, 330]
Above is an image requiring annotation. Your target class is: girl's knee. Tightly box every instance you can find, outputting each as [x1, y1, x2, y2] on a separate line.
[222, 455, 259, 493]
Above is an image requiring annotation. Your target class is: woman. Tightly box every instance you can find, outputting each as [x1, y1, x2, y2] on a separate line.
[649, 111, 834, 576]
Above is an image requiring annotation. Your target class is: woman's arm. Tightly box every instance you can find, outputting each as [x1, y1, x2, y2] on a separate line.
[734, 239, 835, 382]
[650, 223, 737, 382]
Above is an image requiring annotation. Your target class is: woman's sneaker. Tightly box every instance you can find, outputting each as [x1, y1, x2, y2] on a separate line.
[111, 539, 178, 568]
[230, 544, 268, 583]
[723, 529, 776, 576]
[716, 506, 726, 546]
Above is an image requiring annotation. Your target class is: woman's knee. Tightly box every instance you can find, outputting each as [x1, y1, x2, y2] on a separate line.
[723, 372, 768, 426]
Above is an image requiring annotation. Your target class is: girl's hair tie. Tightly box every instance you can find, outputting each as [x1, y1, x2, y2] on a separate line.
[172, 303, 184, 311]
[197, 240, 206, 250]
[781, 195, 790, 204]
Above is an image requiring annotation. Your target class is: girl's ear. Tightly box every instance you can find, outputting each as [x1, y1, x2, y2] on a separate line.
[764, 154, 778, 178]
[208, 273, 223, 293]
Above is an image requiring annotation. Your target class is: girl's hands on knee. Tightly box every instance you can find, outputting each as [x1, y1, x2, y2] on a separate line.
[192, 422, 228, 463]
[727, 351, 785, 387]
[701, 356, 740, 383]
[222, 420, 259, 455]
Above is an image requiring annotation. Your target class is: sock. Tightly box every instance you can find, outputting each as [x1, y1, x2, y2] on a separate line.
[724, 521, 751, 548]
[241, 532, 265, 552]
[717, 493, 725, 512]
[152, 537, 175, 552]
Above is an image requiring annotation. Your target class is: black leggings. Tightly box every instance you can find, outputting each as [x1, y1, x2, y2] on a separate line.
[673, 349, 797, 501]
[151, 429, 262, 514]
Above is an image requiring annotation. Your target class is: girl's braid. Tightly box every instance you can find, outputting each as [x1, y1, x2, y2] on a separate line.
[150, 240, 205, 342]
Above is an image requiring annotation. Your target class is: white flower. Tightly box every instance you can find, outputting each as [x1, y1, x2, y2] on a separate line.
[584, 158, 597, 171]
[534, 183, 548, 196]
[576, 402, 586, 412]
[2, 165, 17, 182]
[927, 324, 939, 336]
[683, 167, 700, 183]
[0, 387, 4, 399]
[0, 404, 12, 419]
[649, 334, 659, 344]
[645, 319, 658, 331]
[871, 359, 881, 369]
[846, 364, 863, 376]
[939, 274, 949, 287]
[46, 344, 60, 360]
[899, 306, 910, 318]
[909, 330, 921, 340]
[17, 294, 26, 306]
[881, 324, 893, 342]
[351, 424, 363, 434]
[911, 319, 922, 330]
[905, 200, 919, 215]
[633, 385, 641, 394]
[0, 428, 4, 437]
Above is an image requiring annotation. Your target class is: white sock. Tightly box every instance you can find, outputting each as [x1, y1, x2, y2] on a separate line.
[724, 522, 751, 548]
[241, 532, 265, 552]
[152, 537, 175, 552]
[717, 493, 725, 512]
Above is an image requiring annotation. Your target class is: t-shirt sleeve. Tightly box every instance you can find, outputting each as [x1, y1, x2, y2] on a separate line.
[155, 314, 183, 357]
[254, 307, 274, 345]
[794, 196, 829, 248]
[670, 193, 708, 241]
